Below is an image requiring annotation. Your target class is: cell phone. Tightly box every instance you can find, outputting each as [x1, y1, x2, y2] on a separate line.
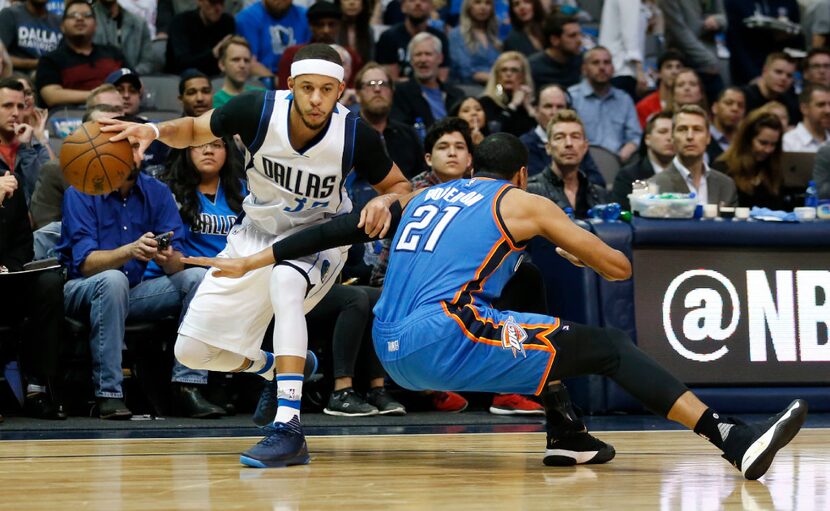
[154, 232, 172, 251]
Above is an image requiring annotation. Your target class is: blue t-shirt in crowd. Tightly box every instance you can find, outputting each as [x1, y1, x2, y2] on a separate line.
[57, 173, 186, 288]
[421, 85, 446, 122]
[235, 2, 310, 73]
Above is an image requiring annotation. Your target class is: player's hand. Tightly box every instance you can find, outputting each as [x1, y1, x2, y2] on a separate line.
[181, 255, 250, 278]
[556, 247, 586, 268]
[358, 195, 394, 238]
[131, 232, 158, 262]
[98, 118, 156, 160]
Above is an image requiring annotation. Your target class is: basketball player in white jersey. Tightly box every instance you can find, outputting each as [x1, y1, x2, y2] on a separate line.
[103, 44, 411, 468]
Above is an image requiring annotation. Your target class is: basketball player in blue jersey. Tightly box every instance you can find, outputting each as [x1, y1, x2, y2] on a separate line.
[187, 129, 808, 480]
[102, 44, 411, 468]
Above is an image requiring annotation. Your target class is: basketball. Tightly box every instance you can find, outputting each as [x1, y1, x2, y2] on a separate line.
[59, 121, 135, 195]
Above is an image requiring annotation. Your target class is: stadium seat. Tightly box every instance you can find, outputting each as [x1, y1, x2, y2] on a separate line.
[588, 145, 621, 190]
[140, 74, 182, 112]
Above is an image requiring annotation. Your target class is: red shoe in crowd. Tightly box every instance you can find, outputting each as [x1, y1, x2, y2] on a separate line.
[431, 391, 468, 412]
[489, 394, 545, 415]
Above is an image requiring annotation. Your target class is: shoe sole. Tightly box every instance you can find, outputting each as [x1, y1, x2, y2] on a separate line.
[544, 445, 616, 466]
[377, 408, 407, 416]
[323, 408, 379, 417]
[489, 406, 545, 416]
[741, 399, 807, 480]
[240, 453, 311, 468]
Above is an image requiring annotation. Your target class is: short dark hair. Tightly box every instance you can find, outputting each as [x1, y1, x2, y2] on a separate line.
[473, 133, 528, 179]
[63, 0, 94, 19]
[715, 85, 745, 103]
[0, 77, 24, 92]
[294, 43, 342, 66]
[798, 82, 830, 105]
[764, 52, 794, 68]
[542, 14, 577, 48]
[424, 117, 473, 155]
[805, 47, 830, 71]
[657, 49, 686, 70]
[644, 110, 673, 136]
[179, 68, 210, 94]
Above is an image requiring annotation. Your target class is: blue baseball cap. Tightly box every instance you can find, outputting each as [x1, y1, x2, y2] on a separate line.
[105, 68, 142, 89]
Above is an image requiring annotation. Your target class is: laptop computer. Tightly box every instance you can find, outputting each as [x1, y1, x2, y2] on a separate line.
[780, 152, 815, 188]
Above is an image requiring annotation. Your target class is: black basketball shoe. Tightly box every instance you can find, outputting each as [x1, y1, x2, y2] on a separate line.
[544, 431, 616, 466]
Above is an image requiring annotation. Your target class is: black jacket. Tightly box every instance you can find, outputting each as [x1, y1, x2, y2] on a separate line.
[390, 79, 465, 129]
[0, 175, 33, 272]
[611, 156, 658, 210]
[527, 166, 608, 219]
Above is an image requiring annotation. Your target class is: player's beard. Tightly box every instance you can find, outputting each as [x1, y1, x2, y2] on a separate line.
[293, 99, 329, 131]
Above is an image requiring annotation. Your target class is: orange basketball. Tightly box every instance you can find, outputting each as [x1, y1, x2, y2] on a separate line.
[60, 121, 134, 195]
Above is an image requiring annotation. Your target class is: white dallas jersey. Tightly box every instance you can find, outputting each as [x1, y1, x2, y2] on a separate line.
[242, 90, 356, 236]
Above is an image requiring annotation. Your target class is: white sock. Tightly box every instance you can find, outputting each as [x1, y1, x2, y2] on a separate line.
[274, 373, 303, 424]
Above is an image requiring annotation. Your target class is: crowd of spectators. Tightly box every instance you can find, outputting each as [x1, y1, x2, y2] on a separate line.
[1, 0, 830, 424]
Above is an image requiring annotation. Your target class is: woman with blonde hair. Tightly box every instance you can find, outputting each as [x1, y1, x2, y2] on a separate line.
[713, 110, 789, 209]
[449, 0, 501, 85]
[479, 51, 536, 136]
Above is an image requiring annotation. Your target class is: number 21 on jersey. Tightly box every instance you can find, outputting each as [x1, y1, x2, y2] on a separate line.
[395, 205, 461, 252]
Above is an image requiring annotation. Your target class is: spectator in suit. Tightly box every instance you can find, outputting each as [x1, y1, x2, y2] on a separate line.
[528, 13, 583, 91]
[743, 52, 801, 127]
[503, 0, 545, 56]
[648, 104, 738, 206]
[612, 111, 675, 209]
[707, 86, 746, 163]
[93, 0, 155, 74]
[390, 32, 463, 130]
[527, 109, 608, 218]
[479, 51, 536, 136]
[783, 83, 830, 153]
[165, 0, 236, 76]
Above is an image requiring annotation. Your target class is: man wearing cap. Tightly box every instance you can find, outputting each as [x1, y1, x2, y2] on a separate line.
[102, 43, 411, 468]
[165, 0, 236, 76]
[35, 0, 125, 107]
[276, 2, 362, 89]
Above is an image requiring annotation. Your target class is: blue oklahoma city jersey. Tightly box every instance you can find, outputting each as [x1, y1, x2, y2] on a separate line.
[375, 178, 524, 322]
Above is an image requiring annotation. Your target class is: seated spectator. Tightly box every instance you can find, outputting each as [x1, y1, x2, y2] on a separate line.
[93, 0, 155, 74]
[0, 170, 65, 419]
[235, 0, 311, 75]
[0, 78, 50, 204]
[448, 0, 500, 85]
[713, 110, 788, 210]
[15, 74, 52, 159]
[568, 46, 641, 162]
[758, 100, 791, 133]
[528, 13, 583, 91]
[165, 0, 235, 76]
[527, 109, 608, 218]
[450, 96, 487, 146]
[479, 51, 536, 136]
[599, 0, 649, 100]
[0, 0, 62, 73]
[312, 284, 406, 417]
[636, 49, 685, 128]
[390, 32, 463, 130]
[35, 0, 125, 107]
[57, 122, 225, 420]
[85, 82, 125, 114]
[612, 111, 675, 209]
[375, 0, 450, 81]
[743, 53, 800, 128]
[336, 0, 375, 64]
[648, 104, 738, 206]
[520, 84, 568, 177]
[707, 86, 747, 162]
[803, 47, 830, 88]
[783, 84, 830, 153]
[278, 2, 361, 89]
[0, 41, 12, 78]
[213, 36, 264, 109]
[814, 140, 830, 199]
[179, 69, 214, 118]
[503, 0, 545, 56]
[669, 68, 708, 113]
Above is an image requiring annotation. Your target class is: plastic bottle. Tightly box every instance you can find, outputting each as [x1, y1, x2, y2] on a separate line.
[563, 207, 575, 220]
[413, 117, 427, 141]
[805, 180, 819, 207]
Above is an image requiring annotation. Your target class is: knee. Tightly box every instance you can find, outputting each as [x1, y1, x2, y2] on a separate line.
[603, 327, 635, 358]
[179, 267, 207, 293]
[174, 335, 209, 370]
[93, 270, 130, 296]
[270, 265, 308, 300]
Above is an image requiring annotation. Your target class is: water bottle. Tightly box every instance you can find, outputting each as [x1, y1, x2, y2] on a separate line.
[805, 180, 819, 207]
[563, 207, 575, 220]
[413, 117, 427, 141]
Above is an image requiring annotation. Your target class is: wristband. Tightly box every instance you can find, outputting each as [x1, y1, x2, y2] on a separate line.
[148, 123, 160, 140]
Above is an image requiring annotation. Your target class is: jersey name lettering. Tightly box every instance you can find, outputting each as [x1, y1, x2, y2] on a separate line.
[260, 156, 336, 199]
[423, 186, 484, 206]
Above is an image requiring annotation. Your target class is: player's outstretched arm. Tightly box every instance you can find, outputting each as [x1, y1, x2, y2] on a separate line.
[502, 190, 632, 281]
[98, 111, 218, 157]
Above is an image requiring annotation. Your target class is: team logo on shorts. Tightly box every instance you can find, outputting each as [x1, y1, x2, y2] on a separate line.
[501, 316, 528, 358]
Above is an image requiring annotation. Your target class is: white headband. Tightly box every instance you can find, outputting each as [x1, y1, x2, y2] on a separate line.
[290, 59, 345, 82]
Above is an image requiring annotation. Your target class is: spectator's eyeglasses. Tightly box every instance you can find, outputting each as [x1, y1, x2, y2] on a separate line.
[499, 66, 522, 74]
[65, 12, 94, 20]
[193, 140, 226, 152]
[360, 80, 391, 91]
[809, 63, 830, 70]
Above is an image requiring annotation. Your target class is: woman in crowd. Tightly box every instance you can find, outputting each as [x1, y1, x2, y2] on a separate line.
[14, 74, 53, 159]
[479, 51, 537, 136]
[451, 96, 488, 146]
[449, 0, 501, 85]
[669, 68, 708, 113]
[504, 0, 546, 56]
[758, 101, 791, 133]
[336, 0, 375, 64]
[713, 110, 789, 210]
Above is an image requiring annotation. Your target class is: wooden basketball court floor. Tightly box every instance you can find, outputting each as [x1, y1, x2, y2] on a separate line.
[0, 425, 827, 510]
